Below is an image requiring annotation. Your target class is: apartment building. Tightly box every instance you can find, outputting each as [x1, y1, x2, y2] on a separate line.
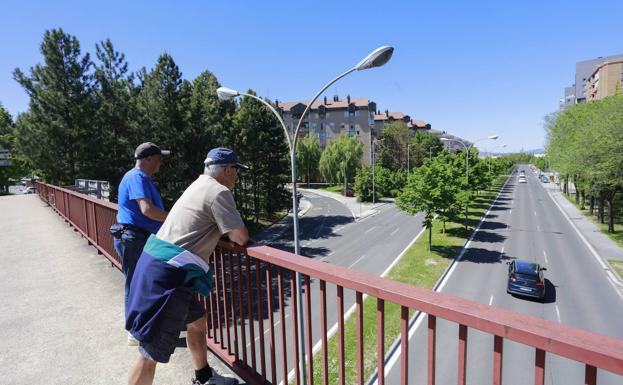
[560, 53, 623, 109]
[277, 95, 377, 165]
[586, 59, 623, 101]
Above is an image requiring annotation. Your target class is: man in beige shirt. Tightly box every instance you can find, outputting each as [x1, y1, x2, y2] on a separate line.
[127, 147, 249, 385]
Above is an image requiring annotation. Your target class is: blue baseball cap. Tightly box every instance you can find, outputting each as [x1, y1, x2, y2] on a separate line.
[204, 147, 249, 170]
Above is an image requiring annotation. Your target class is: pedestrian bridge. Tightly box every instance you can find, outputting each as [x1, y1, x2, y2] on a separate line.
[3, 182, 620, 385]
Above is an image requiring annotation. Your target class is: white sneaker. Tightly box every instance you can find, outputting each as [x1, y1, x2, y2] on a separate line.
[127, 332, 139, 346]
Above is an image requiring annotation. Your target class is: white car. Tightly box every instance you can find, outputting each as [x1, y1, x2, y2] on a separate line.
[518, 176, 527, 183]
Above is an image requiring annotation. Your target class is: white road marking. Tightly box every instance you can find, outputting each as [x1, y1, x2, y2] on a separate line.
[537, 225, 541, 231]
[390, 227, 400, 236]
[489, 295, 494, 306]
[247, 313, 290, 348]
[375, 175, 514, 385]
[543, 250, 548, 263]
[545, 188, 623, 302]
[555, 305, 561, 322]
[509, 209, 512, 215]
[534, 211, 537, 216]
[348, 254, 367, 269]
[327, 251, 335, 257]
[364, 226, 377, 234]
[500, 246, 505, 257]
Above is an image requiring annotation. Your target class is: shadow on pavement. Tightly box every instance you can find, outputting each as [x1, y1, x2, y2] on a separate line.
[460, 247, 511, 264]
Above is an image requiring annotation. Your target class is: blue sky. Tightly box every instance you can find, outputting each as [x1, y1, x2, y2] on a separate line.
[2, 1, 622, 153]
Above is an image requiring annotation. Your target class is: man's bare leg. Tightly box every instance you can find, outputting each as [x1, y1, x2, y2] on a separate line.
[186, 315, 208, 369]
[128, 355, 157, 385]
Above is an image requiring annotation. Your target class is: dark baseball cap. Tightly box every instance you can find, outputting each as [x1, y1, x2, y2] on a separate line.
[134, 142, 171, 159]
[204, 147, 249, 170]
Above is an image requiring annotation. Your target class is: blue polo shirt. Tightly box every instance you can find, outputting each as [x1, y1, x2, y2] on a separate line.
[117, 168, 165, 234]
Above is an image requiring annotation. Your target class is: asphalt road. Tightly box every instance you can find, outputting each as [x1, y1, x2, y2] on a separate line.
[238, 190, 426, 384]
[382, 166, 623, 385]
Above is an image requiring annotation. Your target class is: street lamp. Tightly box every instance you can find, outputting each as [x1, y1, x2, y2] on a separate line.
[217, 45, 393, 383]
[441, 135, 498, 185]
[486, 144, 507, 172]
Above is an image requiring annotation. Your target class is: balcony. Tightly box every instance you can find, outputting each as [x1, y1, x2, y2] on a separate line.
[34, 182, 623, 385]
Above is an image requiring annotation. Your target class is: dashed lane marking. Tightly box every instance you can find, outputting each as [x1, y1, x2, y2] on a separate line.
[390, 228, 400, 236]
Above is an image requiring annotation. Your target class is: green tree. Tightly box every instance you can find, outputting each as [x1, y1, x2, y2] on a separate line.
[91, 39, 138, 199]
[296, 134, 322, 186]
[354, 165, 375, 202]
[231, 91, 289, 223]
[408, 130, 444, 169]
[319, 135, 363, 191]
[0, 105, 34, 192]
[378, 121, 411, 171]
[13, 28, 95, 184]
[134, 54, 192, 205]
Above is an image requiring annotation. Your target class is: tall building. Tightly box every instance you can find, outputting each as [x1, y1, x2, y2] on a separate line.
[277, 95, 377, 165]
[560, 53, 623, 109]
[586, 59, 623, 101]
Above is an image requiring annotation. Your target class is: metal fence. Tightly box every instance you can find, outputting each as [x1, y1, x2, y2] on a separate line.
[35, 181, 623, 385]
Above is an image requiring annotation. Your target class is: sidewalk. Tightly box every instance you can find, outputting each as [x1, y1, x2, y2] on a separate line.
[0, 194, 241, 385]
[543, 181, 623, 284]
[297, 187, 392, 220]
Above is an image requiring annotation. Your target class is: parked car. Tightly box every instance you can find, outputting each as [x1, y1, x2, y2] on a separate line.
[24, 187, 36, 194]
[507, 259, 546, 300]
[541, 176, 548, 183]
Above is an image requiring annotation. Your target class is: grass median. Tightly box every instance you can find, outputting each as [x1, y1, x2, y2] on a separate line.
[307, 175, 509, 384]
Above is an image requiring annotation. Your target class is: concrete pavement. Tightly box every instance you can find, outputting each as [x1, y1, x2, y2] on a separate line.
[0, 194, 240, 385]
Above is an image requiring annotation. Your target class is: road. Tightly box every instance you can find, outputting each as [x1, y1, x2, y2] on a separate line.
[239, 190, 425, 384]
[382, 166, 623, 385]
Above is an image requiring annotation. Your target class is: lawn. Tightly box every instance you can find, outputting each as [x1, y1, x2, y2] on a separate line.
[609, 260, 623, 281]
[308, 175, 509, 384]
[319, 184, 344, 193]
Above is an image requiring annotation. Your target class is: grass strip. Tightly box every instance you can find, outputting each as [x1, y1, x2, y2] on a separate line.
[307, 176, 508, 384]
[609, 260, 623, 281]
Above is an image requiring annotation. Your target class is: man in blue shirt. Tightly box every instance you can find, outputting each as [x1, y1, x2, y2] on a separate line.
[114, 142, 169, 344]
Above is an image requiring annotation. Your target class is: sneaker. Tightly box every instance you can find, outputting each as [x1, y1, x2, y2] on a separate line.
[191, 373, 238, 385]
[127, 332, 139, 346]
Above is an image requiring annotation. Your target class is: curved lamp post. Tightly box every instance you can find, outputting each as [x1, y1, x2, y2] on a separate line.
[486, 144, 507, 172]
[216, 45, 393, 383]
[441, 135, 498, 185]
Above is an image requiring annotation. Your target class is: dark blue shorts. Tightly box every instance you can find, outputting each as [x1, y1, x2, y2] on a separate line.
[138, 284, 206, 363]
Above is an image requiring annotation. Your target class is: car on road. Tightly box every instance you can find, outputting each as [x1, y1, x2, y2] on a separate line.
[507, 259, 546, 299]
[518, 175, 527, 183]
[541, 176, 548, 183]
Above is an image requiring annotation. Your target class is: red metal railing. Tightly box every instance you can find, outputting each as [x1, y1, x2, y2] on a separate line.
[35, 181, 623, 385]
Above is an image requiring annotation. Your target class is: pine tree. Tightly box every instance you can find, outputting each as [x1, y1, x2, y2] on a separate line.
[13, 29, 95, 184]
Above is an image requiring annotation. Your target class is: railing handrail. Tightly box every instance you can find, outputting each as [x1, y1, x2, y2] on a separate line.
[34, 180, 623, 380]
[244, 244, 623, 375]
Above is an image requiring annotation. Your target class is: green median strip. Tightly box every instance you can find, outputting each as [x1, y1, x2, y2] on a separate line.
[306, 176, 508, 384]
[609, 260, 623, 281]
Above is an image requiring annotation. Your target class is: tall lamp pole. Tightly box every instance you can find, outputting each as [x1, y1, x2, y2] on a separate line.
[216, 45, 393, 384]
[441, 135, 499, 186]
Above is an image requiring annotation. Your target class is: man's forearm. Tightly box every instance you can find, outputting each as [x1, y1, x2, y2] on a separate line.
[144, 206, 167, 222]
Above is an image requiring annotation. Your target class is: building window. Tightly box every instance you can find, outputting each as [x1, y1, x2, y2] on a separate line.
[311, 123, 317, 129]
[340, 123, 345, 129]
[330, 122, 335, 130]
[348, 130, 359, 137]
[344, 111, 349, 118]
[326, 112, 330, 118]
[355, 111, 360, 117]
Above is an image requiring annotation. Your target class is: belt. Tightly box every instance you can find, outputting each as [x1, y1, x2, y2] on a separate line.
[120, 224, 151, 238]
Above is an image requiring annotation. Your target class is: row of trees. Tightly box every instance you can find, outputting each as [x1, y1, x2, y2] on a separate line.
[396, 151, 513, 249]
[546, 93, 623, 232]
[5, 29, 290, 224]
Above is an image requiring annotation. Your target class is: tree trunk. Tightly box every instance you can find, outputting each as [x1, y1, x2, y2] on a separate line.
[607, 196, 615, 233]
[598, 193, 605, 224]
[575, 185, 580, 204]
[580, 189, 585, 210]
[428, 225, 432, 251]
[589, 193, 595, 216]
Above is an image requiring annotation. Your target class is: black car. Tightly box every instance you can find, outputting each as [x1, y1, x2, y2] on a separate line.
[506, 259, 546, 299]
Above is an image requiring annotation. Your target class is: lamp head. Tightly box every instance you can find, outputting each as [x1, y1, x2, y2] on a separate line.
[355, 46, 394, 71]
[488, 135, 499, 140]
[216, 87, 240, 101]
[440, 138, 449, 142]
